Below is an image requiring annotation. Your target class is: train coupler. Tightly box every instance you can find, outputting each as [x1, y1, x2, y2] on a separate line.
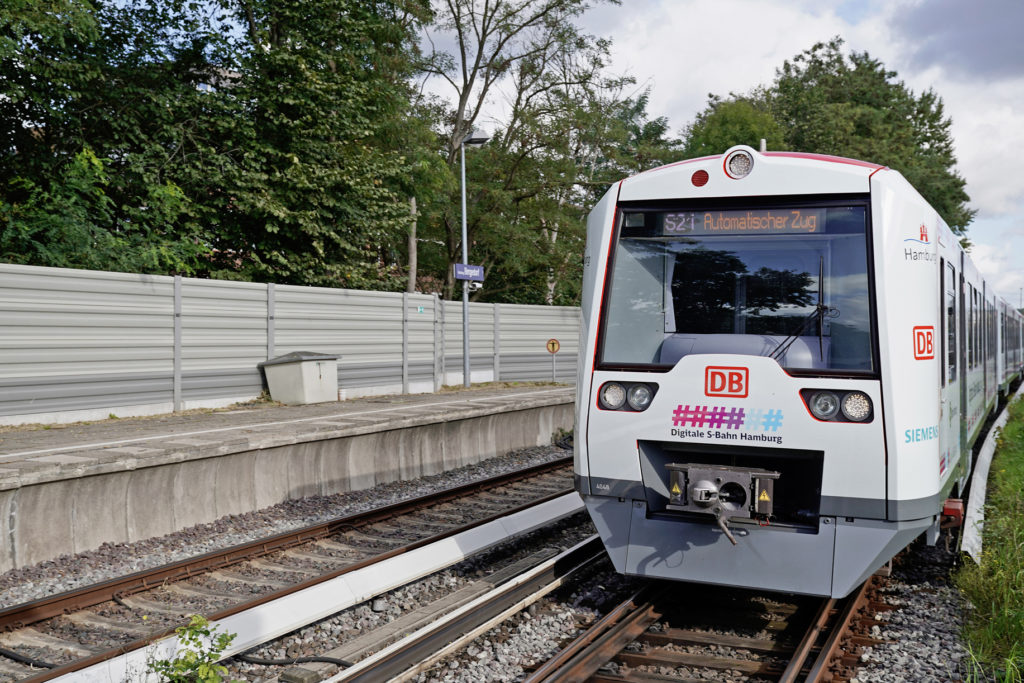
[666, 464, 780, 544]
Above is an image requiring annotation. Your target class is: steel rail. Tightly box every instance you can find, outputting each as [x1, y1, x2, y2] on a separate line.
[331, 536, 606, 683]
[524, 586, 661, 683]
[23, 490, 579, 682]
[804, 578, 873, 682]
[0, 455, 570, 633]
[777, 597, 836, 683]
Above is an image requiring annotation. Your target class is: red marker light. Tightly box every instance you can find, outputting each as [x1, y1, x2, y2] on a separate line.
[691, 170, 709, 187]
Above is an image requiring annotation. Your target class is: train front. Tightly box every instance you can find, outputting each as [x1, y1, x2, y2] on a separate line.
[575, 146, 932, 598]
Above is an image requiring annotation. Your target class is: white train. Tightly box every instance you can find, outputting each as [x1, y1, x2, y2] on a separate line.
[575, 146, 1023, 597]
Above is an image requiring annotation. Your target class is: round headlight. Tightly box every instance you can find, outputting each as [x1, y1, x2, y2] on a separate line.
[809, 391, 840, 420]
[627, 384, 654, 411]
[600, 382, 626, 410]
[841, 392, 872, 422]
[724, 150, 754, 179]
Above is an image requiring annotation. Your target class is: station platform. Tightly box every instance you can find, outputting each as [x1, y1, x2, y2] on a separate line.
[0, 385, 575, 573]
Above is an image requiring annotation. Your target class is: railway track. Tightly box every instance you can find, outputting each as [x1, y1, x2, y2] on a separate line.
[523, 575, 889, 682]
[0, 457, 576, 682]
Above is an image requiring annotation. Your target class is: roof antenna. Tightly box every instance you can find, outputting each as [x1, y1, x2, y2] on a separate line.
[760, 138, 767, 153]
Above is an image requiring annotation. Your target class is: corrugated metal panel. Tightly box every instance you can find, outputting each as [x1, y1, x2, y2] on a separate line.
[0, 264, 580, 422]
[498, 304, 580, 382]
[442, 300, 497, 382]
[0, 264, 173, 417]
[275, 286, 405, 389]
[406, 293, 436, 384]
[181, 278, 268, 402]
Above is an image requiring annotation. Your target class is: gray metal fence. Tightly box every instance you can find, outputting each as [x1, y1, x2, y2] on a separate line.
[0, 264, 580, 425]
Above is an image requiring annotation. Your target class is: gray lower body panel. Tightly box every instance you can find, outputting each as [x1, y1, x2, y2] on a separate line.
[583, 495, 932, 597]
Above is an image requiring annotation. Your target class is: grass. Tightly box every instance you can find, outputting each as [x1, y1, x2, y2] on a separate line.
[955, 398, 1024, 682]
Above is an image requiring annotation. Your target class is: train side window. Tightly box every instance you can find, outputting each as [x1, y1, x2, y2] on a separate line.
[945, 262, 956, 383]
[966, 285, 973, 368]
[971, 287, 978, 368]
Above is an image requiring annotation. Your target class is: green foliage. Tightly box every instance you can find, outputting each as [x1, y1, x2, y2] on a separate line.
[205, 0, 435, 287]
[147, 614, 237, 683]
[0, 0, 436, 285]
[0, 0, 679, 305]
[419, 0, 681, 304]
[0, 0, 230, 275]
[683, 94, 785, 158]
[683, 37, 974, 236]
[771, 38, 973, 233]
[955, 398, 1024, 680]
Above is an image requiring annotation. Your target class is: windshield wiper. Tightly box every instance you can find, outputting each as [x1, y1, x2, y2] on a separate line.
[769, 256, 838, 362]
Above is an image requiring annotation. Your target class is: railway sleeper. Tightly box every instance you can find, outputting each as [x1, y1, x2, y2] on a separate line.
[616, 648, 784, 675]
[64, 611, 151, 637]
[640, 628, 791, 654]
[0, 627, 96, 657]
[206, 569, 294, 590]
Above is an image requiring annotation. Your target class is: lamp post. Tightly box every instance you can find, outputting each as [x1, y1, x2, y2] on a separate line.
[459, 129, 489, 387]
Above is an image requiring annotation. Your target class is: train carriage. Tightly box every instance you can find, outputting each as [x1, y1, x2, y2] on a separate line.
[575, 146, 1023, 597]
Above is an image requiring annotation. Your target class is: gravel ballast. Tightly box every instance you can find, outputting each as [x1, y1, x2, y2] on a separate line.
[0, 444, 571, 607]
[0, 443, 977, 683]
[852, 532, 970, 682]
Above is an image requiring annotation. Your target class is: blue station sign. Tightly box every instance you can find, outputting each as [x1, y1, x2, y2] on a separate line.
[455, 263, 485, 281]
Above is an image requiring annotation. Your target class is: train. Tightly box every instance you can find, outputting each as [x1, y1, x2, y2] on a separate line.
[574, 145, 1024, 597]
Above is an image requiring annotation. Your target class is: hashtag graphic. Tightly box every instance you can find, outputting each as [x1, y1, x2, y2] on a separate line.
[722, 407, 745, 429]
[672, 405, 709, 427]
[706, 406, 745, 429]
[744, 408, 764, 432]
[762, 409, 784, 431]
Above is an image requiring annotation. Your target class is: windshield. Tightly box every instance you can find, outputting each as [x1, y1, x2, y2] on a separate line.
[600, 203, 874, 373]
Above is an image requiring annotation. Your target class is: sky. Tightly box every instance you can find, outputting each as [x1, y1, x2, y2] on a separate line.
[563, 0, 1024, 304]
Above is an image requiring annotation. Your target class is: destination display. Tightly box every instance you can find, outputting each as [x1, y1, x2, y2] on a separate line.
[661, 208, 827, 236]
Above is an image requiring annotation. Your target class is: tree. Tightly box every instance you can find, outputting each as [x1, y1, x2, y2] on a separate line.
[772, 38, 973, 234]
[1, 0, 442, 285]
[1, 0, 232, 274]
[683, 38, 974, 236]
[201, 0, 436, 287]
[418, 0, 685, 304]
[419, 0, 613, 301]
[683, 93, 785, 158]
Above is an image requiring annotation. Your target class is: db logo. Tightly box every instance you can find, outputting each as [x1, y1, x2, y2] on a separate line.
[913, 326, 934, 360]
[705, 366, 749, 398]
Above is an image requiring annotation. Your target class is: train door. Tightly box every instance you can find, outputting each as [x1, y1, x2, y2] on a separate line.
[940, 259, 961, 486]
[958, 266, 969, 457]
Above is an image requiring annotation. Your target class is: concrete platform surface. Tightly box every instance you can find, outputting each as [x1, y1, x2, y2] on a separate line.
[0, 385, 576, 571]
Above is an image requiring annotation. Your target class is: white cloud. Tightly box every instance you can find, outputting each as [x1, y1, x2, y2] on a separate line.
[576, 0, 1024, 302]
[421, 1, 1024, 301]
[585, 0, 853, 134]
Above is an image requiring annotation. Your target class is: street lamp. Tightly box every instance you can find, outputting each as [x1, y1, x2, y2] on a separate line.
[459, 129, 489, 388]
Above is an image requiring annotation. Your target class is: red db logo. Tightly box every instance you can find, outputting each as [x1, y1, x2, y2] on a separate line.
[913, 326, 934, 360]
[705, 366, 749, 398]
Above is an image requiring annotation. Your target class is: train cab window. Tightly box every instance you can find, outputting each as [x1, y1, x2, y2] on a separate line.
[601, 203, 874, 373]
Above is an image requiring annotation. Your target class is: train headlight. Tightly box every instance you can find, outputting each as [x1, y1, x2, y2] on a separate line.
[809, 391, 840, 420]
[724, 149, 754, 179]
[626, 384, 654, 411]
[841, 392, 872, 422]
[599, 382, 626, 410]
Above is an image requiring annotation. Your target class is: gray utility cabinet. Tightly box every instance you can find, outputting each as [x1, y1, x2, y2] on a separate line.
[259, 351, 338, 404]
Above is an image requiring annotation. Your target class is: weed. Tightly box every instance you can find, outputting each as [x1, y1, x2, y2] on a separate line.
[147, 615, 238, 683]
